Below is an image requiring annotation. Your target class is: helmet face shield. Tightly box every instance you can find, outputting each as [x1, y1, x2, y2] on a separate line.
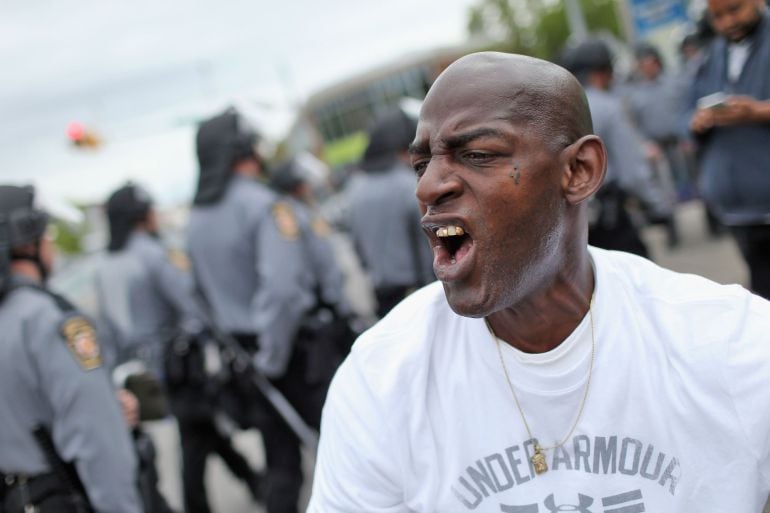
[0, 185, 49, 247]
[7, 208, 49, 247]
[0, 185, 49, 291]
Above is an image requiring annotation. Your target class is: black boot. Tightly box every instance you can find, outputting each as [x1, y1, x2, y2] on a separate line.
[246, 470, 267, 504]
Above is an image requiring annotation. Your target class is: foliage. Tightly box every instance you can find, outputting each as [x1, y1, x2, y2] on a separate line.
[467, 0, 624, 60]
[321, 131, 369, 169]
[50, 219, 83, 255]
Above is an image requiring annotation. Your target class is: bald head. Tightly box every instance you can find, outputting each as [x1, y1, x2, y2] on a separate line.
[424, 52, 593, 153]
[411, 52, 605, 321]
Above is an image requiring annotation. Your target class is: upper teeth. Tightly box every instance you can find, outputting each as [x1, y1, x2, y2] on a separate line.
[436, 226, 465, 237]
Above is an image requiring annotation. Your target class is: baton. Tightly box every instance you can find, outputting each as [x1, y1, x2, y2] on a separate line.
[192, 295, 319, 451]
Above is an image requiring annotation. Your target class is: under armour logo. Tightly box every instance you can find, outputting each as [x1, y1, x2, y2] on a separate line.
[501, 505, 539, 513]
[544, 494, 594, 512]
[500, 489, 644, 513]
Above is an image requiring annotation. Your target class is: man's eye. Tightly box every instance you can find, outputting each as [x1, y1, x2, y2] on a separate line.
[412, 159, 429, 177]
[463, 151, 495, 164]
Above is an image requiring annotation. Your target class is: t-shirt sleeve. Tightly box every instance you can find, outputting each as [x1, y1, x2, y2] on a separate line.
[307, 353, 408, 512]
[722, 293, 770, 480]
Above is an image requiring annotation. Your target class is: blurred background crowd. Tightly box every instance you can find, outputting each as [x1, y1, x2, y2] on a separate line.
[2, 0, 769, 511]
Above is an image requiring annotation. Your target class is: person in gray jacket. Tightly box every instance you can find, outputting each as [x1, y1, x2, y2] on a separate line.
[689, 0, 770, 298]
[626, 42, 694, 205]
[187, 108, 324, 513]
[97, 182, 263, 513]
[271, 156, 357, 360]
[563, 39, 676, 256]
[345, 106, 435, 317]
[270, 156, 351, 318]
[96, 183, 199, 373]
[0, 185, 142, 513]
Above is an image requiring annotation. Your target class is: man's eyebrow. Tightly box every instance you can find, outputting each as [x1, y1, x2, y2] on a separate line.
[444, 128, 506, 149]
[408, 127, 508, 156]
[408, 141, 429, 156]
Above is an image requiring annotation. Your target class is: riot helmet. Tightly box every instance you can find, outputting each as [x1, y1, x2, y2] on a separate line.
[562, 38, 614, 84]
[106, 183, 153, 252]
[271, 159, 306, 195]
[359, 105, 418, 173]
[194, 108, 262, 205]
[271, 152, 329, 198]
[634, 42, 663, 64]
[633, 42, 665, 80]
[0, 185, 49, 294]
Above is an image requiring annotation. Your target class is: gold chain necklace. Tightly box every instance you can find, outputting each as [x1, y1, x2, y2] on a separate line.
[487, 301, 595, 475]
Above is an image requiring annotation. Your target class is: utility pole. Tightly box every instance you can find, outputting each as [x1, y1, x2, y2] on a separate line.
[565, 0, 589, 40]
[616, 0, 638, 43]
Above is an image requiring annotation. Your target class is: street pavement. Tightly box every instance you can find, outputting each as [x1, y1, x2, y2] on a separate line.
[640, 202, 747, 288]
[137, 201, 762, 512]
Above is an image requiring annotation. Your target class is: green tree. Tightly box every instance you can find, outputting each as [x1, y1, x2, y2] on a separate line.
[50, 219, 83, 254]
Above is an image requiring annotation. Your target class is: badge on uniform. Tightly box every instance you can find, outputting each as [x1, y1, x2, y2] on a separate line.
[272, 202, 300, 240]
[60, 316, 102, 370]
[167, 248, 191, 271]
[311, 217, 331, 238]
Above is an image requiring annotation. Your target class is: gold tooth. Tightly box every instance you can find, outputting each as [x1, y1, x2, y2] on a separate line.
[436, 225, 466, 237]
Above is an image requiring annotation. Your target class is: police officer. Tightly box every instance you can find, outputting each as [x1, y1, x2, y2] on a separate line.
[96, 183, 199, 372]
[270, 156, 351, 316]
[344, 105, 435, 318]
[187, 108, 324, 513]
[271, 155, 356, 362]
[562, 38, 674, 257]
[95, 183, 263, 513]
[624, 42, 689, 246]
[0, 185, 142, 513]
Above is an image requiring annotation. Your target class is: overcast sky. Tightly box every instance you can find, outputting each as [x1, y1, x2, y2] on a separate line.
[0, 0, 477, 206]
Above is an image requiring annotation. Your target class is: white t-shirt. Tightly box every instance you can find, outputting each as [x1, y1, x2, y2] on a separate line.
[727, 40, 752, 83]
[307, 247, 770, 512]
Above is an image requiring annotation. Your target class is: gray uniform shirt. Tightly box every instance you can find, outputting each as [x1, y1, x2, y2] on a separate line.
[345, 164, 434, 290]
[95, 231, 201, 372]
[585, 86, 672, 217]
[187, 176, 314, 378]
[0, 277, 142, 513]
[288, 197, 351, 316]
[625, 74, 689, 141]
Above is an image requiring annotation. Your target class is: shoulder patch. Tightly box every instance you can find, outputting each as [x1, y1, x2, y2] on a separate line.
[311, 217, 331, 238]
[60, 316, 102, 370]
[272, 202, 300, 240]
[167, 248, 191, 271]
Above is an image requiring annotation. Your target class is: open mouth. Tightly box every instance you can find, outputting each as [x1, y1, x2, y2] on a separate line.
[435, 225, 473, 265]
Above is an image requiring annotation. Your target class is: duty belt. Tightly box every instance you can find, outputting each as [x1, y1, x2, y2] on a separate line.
[2, 472, 63, 512]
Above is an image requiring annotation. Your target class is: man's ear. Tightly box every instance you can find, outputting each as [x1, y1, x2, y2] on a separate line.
[561, 135, 606, 205]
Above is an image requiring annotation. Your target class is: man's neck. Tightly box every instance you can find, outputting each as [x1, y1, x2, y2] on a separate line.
[10, 260, 43, 284]
[485, 251, 595, 354]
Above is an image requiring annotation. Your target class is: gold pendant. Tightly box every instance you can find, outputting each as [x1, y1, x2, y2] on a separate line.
[532, 444, 548, 475]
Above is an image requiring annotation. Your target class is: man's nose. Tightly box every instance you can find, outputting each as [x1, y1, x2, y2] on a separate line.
[415, 157, 463, 208]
